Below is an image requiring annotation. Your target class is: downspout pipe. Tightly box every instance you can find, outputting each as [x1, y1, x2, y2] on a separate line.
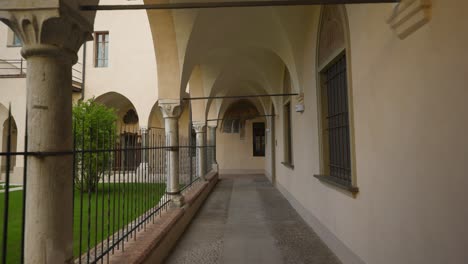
[80, 42, 87, 101]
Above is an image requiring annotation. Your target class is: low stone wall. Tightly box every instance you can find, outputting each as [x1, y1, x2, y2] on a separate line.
[107, 171, 219, 264]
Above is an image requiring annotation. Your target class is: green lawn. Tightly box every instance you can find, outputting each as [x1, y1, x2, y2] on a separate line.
[0, 183, 165, 263]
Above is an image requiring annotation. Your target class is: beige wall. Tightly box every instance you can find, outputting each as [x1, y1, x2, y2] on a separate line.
[1, 2, 467, 263]
[83, 0, 158, 128]
[217, 117, 265, 174]
[267, 2, 468, 264]
[0, 77, 26, 184]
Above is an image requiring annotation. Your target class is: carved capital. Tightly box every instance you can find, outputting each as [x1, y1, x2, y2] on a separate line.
[140, 126, 148, 134]
[159, 99, 183, 119]
[207, 120, 218, 128]
[387, 0, 432, 40]
[0, 3, 94, 63]
[193, 121, 207, 133]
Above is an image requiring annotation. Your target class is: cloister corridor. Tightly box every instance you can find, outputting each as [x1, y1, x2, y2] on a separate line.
[166, 174, 341, 264]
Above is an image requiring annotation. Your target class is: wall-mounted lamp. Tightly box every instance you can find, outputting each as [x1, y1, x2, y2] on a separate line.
[295, 92, 305, 113]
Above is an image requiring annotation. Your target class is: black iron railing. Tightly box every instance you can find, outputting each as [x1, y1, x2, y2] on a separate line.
[0, 59, 83, 84]
[72, 124, 171, 264]
[0, 105, 217, 264]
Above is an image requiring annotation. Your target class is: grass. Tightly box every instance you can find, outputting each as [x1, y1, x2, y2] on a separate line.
[0, 182, 165, 263]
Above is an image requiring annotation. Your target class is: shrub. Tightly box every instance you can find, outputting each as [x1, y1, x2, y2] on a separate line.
[73, 98, 118, 193]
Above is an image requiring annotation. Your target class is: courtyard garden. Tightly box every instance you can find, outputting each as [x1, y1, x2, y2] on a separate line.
[0, 182, 165, 263]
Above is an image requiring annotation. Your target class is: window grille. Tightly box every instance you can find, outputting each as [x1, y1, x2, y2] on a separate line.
[322, 54, 352, 185]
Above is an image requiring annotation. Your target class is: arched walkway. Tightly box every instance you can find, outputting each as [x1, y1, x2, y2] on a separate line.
[215, 100, 266, 175]
[166, 174, 341, 264]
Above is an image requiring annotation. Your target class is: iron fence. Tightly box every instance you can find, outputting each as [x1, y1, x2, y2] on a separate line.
[179, 137, 198, 192]
[0, 105, 216, 264]
[72, 124, 171, 264]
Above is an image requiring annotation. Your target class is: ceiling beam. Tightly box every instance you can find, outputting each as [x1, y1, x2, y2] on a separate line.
[81, 0, 399, 11]
[183, 93, 299, 100]
[207, 114, 275, 121]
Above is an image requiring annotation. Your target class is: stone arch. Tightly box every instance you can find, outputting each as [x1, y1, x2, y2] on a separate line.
[316, 5, 357, 184]
[94, 92, 139, 131]
[217, 98, 266, 139]
[148, 101, 164, 129]
[179, 8, 303, 96]
[317, 5, 351, 70]
[146, 8, 183, 100]
[0, 104, 17, 173]
[205, 79, 270, 123]
[147, 100, 191, 138]
[187, 65, 206, 123]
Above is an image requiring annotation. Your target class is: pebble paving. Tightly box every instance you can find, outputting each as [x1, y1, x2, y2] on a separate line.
[165, 174, 341, 264]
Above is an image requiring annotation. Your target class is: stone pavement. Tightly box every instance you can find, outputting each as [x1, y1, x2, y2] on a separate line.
[165, 174, 341, 264]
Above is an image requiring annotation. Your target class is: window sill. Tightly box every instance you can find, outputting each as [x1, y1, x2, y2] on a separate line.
[6, 45, 22, 48]
[313, 175, 359, 194]
[281, 162, 294, 170]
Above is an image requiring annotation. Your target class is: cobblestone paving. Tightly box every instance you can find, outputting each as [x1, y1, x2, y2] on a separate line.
[165, 175, 341, 264]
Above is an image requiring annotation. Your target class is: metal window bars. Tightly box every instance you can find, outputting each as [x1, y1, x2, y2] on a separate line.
[323, 55, 352, 185]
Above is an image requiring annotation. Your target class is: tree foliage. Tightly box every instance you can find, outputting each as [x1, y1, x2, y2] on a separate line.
[73, 98, 118, 193]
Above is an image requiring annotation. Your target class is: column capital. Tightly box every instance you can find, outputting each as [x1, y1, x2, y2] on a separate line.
[0, 3, 94, 63]
[207, 120, 218, 128]
[192, 121, 206, 133]
[159, 99, 183, 119]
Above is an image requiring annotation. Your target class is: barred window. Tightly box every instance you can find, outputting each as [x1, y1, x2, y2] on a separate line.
[321, 54, 351, 185]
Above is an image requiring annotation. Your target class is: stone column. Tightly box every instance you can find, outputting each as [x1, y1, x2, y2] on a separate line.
[137, 126, 149, 174]
[159, 100, 184, 207]
[208, 124, 218, 171]
[193, 121, 207, 181]
[0, 7, 93, 264]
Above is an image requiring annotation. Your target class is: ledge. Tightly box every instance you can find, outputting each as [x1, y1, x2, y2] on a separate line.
[281, 162, 295, 170]
[0, 74, 26, 78]
[313, 175, 359, 194]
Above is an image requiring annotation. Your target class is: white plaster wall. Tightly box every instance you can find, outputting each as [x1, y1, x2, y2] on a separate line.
[0, 77, 26, 184]
[83, 0, 158, 127]
[0, 22, 26, 183]
[0, 24, 22, 60]
[0, 23, 83, 184]
[217, 117, 265, 174]
[271, 2, 468, 264]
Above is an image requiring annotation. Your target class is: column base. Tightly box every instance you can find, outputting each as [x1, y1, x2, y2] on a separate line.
[170, 194, 185, 208]
[136, 162, 149, 175]
[212, 163, 219, 172]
